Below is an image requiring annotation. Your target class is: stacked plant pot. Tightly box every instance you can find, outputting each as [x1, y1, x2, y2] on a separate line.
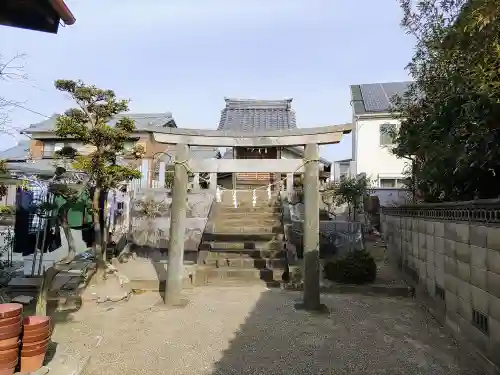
[20, 316, 52, 372]
[0, 303, 23, 375]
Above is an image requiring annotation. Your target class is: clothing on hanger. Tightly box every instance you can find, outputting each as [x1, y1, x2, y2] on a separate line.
[81, 224, 94, 248]
[53, 191, 92, 229]
[36, 222, 62, 253]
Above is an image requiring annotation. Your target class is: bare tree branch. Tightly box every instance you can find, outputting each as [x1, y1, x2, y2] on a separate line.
[0, 54, 28, 133]
[0, 53, 28, 81]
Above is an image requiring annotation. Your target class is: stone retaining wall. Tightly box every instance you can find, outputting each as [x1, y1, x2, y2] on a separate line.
[382, 200, 500, 370]
[281, 200, 364, 259]
[129, 189, 214, 253]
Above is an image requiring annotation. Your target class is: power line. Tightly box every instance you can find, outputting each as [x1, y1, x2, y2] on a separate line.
[5, 101, 175, 122]
[8, 102, 49, 118]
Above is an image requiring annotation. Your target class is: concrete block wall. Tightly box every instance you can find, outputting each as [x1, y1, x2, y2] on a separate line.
[382, 212, 500, 368]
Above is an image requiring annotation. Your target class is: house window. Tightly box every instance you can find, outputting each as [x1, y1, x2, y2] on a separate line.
[43, 142, 63, 157]
[380, 123, 396, 146]
[339, 164, 349, 175]
[43, 141, 80, 158]
[380, 178, 408, 188]
[396, 179, 409, 188]
[380, 178, 396, 188]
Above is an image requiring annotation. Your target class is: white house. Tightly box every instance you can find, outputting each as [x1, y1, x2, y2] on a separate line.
[348, 81, 413, 188]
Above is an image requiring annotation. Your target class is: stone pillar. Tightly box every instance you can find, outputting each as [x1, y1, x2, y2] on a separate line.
[209, 172, 217, 190]
[193, 173, 200, 190]
[296, 143, 325, 312]
[140, 159, 149, 188]
[157, 161, 166, 188]
[286, 173, 294, 201]
[165, 143, 189, 307]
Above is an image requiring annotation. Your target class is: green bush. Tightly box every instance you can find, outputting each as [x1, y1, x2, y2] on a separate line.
[0, 205, 14, 215]
[323, 250, 377, 284]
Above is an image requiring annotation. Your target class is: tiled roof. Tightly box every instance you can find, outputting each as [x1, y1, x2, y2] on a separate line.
[22, 113, 177, 133]
[218, 98, 297, 131]
[350, 81, 413, 116]
[0, 141, 30, 161]
[6, 160, 61, 176]
[218, 98, 331, 166]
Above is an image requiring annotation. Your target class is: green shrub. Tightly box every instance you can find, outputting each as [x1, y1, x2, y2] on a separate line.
[323, 250, 377, 284]
[0, 205, 14, 215]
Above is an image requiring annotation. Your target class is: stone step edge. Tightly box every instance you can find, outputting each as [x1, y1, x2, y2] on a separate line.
[196, 267, 285, 280]
[200, 243, 285, 250]
[202, 232, 282, 236]
[202, 259, 288, 268]
[201, 235, 283, 242]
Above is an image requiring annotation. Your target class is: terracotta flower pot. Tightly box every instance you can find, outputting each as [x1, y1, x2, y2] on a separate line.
[0, 340, 19, 351]
[0, 365, 16, 375]
[22, 324, 51, 338]
[22, 316, 50, 332]
[20, 342, 47, 355]
[0, 357, 17, 369]
[0, 325, 21, 343]
[0, 305, 22, 320]
[0, 316, 21, 328]
[0, 357, 18, 375]
[20, 352, 45, 373]
[0, 326, 21, 342]
[0, 349, 17, 363]
[22, 329, 51, 344]
[21, 337, 49, 352]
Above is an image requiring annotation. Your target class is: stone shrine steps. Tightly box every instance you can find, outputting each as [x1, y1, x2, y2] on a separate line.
[198, 192, 287, 286]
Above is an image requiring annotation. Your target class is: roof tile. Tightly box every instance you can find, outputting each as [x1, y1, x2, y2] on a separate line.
[218, 98, 296, 131]
[22, 113, 176, 133]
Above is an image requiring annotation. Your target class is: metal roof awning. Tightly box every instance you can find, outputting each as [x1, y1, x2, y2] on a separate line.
[0, 0, 75, 34]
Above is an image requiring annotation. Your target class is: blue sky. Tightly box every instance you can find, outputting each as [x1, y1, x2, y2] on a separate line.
[0, 0, 414, 161]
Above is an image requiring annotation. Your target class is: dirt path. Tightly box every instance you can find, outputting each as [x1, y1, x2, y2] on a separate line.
[48, 286, 484, 375]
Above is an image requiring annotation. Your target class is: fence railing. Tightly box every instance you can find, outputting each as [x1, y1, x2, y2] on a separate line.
[381, 199, 500, 224]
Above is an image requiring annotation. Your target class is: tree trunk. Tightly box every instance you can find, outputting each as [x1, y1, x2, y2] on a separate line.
[92, 188, 107, 278]
[35, 219, 76, 316]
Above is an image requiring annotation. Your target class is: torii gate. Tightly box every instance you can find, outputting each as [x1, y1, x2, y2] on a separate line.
[154, 124, 352, 311]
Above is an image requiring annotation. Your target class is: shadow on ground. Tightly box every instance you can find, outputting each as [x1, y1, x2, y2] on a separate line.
[208, 289, 484, 375]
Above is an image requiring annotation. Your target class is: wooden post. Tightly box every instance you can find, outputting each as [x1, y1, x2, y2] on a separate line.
[296, 143, 326, 312]
[165, 143, 189, 306]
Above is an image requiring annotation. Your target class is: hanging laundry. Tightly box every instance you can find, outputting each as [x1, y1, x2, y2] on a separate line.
[14, 187, 34, 256]
[13, 186, 60, 256]
[106, 189, 116, 233]
[53, 189, 93, 229]
[81, 224, 95, 248]
[36, 220, 62, 253]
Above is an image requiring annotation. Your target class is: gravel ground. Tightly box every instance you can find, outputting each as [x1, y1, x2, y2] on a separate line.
[48, 286, 484, 375]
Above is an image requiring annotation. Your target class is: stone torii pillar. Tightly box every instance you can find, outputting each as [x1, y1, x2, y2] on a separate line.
[295, 143, 327, 312]
[151, 124, 352, 311]
[165, 143, 189, 307]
